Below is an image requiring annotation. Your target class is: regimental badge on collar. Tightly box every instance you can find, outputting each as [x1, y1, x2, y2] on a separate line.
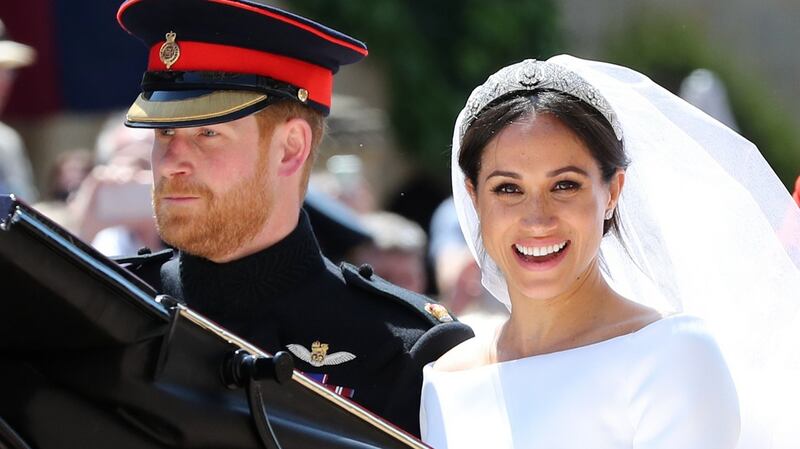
[159, 31, 180, 70]
[286, 341, 356, 367]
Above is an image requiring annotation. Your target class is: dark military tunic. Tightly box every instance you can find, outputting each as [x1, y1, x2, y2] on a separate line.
[123, 210, 473, 436]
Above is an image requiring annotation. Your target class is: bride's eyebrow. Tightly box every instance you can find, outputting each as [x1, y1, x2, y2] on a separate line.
[547, 165, 589, 177]
[485, 170, 521, 181]
[484, 166, 589, 181]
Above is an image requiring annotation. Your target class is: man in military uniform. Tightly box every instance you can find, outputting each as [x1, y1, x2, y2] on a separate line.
[114, 0, 473, 436]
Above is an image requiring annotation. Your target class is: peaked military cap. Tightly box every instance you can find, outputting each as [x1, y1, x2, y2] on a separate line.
[117, 0, 368, 127]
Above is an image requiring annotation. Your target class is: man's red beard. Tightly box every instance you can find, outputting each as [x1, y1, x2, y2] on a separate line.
[152, 158, 272, 260]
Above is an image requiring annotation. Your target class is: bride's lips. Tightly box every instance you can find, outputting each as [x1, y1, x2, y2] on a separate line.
[511, 240, 570, 271]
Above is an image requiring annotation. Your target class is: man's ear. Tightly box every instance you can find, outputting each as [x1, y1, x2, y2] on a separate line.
[275, 117, 312, 177]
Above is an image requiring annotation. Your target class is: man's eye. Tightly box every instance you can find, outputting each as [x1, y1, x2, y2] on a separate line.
[492, 183, 521, 195]
[553, 180, 580, 191]
[200, 129, 218, 137]
[158, 128, 175, 137]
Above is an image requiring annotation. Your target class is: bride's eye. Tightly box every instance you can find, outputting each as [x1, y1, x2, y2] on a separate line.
[492, 183, 521, 195]
[553, 180, 580, 191]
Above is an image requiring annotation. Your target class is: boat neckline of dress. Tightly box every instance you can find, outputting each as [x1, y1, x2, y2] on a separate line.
[428, 312, 694, 374]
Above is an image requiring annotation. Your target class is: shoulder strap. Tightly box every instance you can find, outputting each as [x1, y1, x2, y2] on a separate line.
[339, 262, 457, 327]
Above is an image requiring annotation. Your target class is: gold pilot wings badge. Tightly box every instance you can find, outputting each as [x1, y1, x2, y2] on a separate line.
[286, 341, 356, 367]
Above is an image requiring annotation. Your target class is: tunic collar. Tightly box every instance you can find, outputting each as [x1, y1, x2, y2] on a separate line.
[177, 209, 326, 318]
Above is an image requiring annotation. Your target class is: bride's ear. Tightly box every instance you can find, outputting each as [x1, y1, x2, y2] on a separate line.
[466, 179, 478, 210]
[607, 169, 625, 211]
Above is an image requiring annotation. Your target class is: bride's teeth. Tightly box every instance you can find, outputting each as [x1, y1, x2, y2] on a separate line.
[515, 241, 567, 257]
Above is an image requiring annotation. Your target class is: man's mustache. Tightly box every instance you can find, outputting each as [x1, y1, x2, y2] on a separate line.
[154, 177, 214, 199]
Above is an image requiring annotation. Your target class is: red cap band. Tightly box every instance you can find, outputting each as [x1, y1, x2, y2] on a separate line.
[147, 41, 333, 108]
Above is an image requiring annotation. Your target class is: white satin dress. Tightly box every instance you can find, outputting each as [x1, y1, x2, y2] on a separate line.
[420, 314, 740, 449]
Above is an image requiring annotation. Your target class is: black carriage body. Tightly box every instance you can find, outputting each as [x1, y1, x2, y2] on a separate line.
[0, 194, 426, 449]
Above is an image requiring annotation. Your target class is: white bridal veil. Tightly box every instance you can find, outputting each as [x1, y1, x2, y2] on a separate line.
[451, 55, 800, 448]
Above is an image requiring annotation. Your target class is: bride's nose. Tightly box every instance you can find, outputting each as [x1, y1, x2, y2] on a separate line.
[519, 193, 557, 231]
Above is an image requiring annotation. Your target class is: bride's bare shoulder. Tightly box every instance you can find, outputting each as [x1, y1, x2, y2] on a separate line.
[432, 332, 495, 372]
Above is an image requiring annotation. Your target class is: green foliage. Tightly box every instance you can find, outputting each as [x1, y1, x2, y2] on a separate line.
[606, 13, 800, 189]
[291, 0, 560, 181]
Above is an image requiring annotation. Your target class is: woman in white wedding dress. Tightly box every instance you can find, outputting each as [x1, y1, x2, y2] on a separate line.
[420, 56, 800, 449]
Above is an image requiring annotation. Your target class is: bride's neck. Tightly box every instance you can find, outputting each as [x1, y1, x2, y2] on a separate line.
[496, 259, 616, 361]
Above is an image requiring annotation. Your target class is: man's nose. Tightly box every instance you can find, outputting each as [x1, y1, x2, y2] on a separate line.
[156, 134, 194, 179]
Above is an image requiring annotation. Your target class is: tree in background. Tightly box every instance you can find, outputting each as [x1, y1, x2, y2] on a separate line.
[292, 0, 560, 184]
[605, 13, 800, 190]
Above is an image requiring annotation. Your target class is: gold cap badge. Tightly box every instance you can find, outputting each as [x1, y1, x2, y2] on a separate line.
[297, 88, 309, 102]
[425, 303, 453, 322]
[159, 31, 180, 70]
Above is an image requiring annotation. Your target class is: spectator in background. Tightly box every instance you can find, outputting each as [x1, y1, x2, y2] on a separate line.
[428, 197, 467, 296]
[428, 197, 508, 336]
[306, 158, 379, 263]
[46, 149, 93, 202]
[351, 211, 427, 293]
[304, 185, 373, 263]
[0, 18, 38, 202]
[679, 68, 738, 131]
[310, 154, 376, 214]
[68, 112, 161, 257]
[32, 149, 93, 233]
[94, 111, 153, 166]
